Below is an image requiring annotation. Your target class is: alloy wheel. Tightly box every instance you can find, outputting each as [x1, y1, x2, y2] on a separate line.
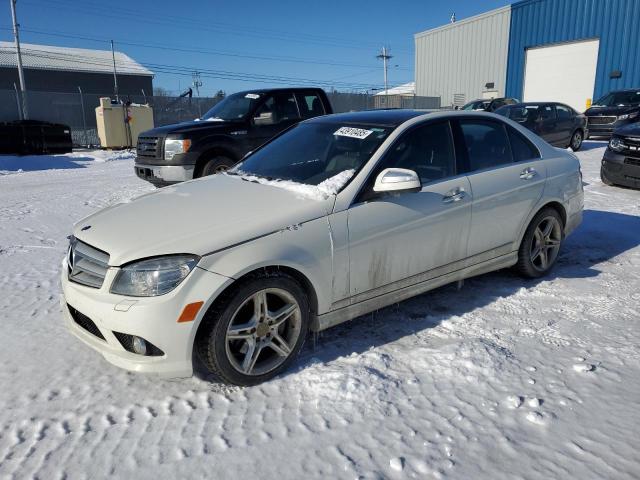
[572, 131, 582, 150]
[530, 216, 562, 271]
[224, 288, 302, 376]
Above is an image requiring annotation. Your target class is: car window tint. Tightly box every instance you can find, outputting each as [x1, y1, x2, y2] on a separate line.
[507, 126, 540, 162]
[459, 120, 513, 171]
[255, 93, 300, 123]
[383, 121, 455, 184]
[556, 105, 573, 120]
[540, 105, 556, 121]
[296, 93, 325, 118]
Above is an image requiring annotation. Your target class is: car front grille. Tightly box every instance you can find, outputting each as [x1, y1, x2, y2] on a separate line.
[588, 116, 617, 125]
[68, 239, 110, 288]
[68, 304, 105, 340]
[137, 136, 161, 158]
[625, 157, 640, 166]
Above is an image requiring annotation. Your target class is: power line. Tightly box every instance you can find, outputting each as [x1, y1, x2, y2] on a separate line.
[4, 27, 409, 71]
[22, 0, 412, 54]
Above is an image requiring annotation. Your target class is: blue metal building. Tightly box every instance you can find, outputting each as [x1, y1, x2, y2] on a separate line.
[414, 0, 640, 111]
[506, 0, 640, 101]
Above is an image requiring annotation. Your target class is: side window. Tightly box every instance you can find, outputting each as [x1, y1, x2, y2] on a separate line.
[296, 93, 325, 119]
[507, 126, 540, 162]
[381, 121, 455, 185]
[540, 105, 556, 121]
[254, 93, 300, 124]
[556, 105, 573, 120]
[459, 120, 512, 171]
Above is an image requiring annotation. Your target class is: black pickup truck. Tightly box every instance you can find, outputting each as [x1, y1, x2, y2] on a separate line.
[134, 87, 332, 186]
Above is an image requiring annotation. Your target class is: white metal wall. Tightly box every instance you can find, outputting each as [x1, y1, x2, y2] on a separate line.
[414, 6, 511, 106]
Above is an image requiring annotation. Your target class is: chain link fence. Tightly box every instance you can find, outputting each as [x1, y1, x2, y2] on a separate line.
[1, 88, 442, 147]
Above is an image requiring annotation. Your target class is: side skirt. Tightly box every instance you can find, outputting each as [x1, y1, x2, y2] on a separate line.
[312, 251, 518, 332]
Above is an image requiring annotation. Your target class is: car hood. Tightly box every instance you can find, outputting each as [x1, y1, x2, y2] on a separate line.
[585, 105, 639, 116]
[141, 119, 244, 137]
[73, 174, 334, 266]
[614, 122, 640, 136]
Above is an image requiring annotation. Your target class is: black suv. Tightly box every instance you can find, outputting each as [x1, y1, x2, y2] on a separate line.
[601, 123, 640, 189]
[461, 97, 519, 112]
[135, 88, 332, 186]
[585, 89, 640, 138]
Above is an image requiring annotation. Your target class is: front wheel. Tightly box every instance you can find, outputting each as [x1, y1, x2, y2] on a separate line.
[199, 155, 234, 177]
[515, 208, 564, 278]
[569, 130, 583, 151]
[196, 273, 309, 386]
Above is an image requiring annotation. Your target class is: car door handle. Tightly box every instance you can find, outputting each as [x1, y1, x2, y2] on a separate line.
[443, 188, 466, 203]
[520, 167, 537, 180]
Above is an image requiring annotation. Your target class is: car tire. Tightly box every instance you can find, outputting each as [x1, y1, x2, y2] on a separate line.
[569, 130, 583, 151]
[515, 208, 564, 279]
[196, 272, 310, 386]
[600, 167, 615, 186]
[199, 155, 234, 177]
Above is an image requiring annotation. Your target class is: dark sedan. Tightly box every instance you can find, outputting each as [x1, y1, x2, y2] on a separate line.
[461, 97, 519, 112]
[495, 102, 588, 151]
[601, 123, 640, 189]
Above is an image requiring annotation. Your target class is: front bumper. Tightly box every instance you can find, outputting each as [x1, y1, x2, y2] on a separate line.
[61, 259, 232, 377]
[134, 163, 195, 186]
[601, 149, 640, 189]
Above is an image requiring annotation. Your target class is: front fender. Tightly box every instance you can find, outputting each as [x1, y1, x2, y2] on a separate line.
[197, 215, 334, 315]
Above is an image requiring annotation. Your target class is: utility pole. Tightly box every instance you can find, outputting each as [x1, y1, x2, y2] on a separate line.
[10, 0, 28, 119]
[376, 46, 393, 98]
[191, 71, 202, 97]
[110, 39, 119, 101]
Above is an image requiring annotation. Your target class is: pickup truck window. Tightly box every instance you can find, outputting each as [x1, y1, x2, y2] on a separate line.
[231, 122, 392, 186]
[254, 93, 301, 124]
[296, 93, 325, 118]
[201, 92, 262, 121]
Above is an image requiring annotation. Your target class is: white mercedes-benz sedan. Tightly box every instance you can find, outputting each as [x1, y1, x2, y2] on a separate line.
[61, 110, 583, 385]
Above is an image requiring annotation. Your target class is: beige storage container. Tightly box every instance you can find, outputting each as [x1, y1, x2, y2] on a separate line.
[95, 97, 154, 148]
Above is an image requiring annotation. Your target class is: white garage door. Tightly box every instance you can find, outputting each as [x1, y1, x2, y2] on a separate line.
[523, 39, 599, 112]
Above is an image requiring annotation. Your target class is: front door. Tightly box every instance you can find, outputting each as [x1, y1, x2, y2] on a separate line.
[456, 119, 547, 258]
[347, 121, 472, 297]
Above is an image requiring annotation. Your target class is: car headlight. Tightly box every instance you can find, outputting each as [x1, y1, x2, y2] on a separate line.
[164, 138, 191, 160]
[609, 137, 625, 152]
[618, 112, 638, 121]
[111, 255, 199, 297]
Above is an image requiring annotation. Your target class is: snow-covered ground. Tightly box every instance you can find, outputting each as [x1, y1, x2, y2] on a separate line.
[0, 143, 638, 479]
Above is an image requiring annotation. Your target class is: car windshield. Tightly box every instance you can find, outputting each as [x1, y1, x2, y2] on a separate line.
[462, 100, 490, 110]
[230, 122, 393, 188]
[201, 92, 262, 121]
[592, 91, 640, 107]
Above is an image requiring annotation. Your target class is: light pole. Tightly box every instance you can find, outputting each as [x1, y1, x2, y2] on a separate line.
[9, 0, 28, 119]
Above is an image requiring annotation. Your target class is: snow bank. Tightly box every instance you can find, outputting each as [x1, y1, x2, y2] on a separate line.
[227, 169, 355, 200]
[0, 149, 134, 175]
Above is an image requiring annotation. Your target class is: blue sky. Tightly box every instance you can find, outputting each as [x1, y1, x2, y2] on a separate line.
[2, 0, 511, 96]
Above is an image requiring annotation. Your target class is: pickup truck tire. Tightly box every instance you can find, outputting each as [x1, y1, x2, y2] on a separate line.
[196, 272, 309, 386]
[199, 155, 234, 177]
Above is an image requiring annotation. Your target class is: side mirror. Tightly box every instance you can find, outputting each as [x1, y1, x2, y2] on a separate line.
[373, 168, 421, 194]
[253, 111, 275, 126]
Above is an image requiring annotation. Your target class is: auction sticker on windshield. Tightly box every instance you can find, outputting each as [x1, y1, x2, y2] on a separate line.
[245, 93, 261, 99]
[334, 127, 373, 139]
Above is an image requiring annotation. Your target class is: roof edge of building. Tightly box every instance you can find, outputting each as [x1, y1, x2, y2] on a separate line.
[414, 4, 511, 39]
[0, 64, 154, 77]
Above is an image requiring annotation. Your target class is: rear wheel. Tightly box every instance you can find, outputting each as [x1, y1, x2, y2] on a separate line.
[199, 155, 234, 177]
[515, 208, 564, 278]
[569, 130, 583, 151]
[196, 273, 309, 386]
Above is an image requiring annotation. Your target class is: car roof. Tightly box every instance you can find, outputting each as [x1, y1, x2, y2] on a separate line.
[500, 102, 571, 108]
[233, 87, 323, 96]
[307, 109, 428, 127]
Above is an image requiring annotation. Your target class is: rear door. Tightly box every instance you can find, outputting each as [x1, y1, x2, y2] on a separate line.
[455, 118, 547, 259]
[537, 104, 561, 145]
[347, 120, 472, 297]
[555, 104, 575, 146]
